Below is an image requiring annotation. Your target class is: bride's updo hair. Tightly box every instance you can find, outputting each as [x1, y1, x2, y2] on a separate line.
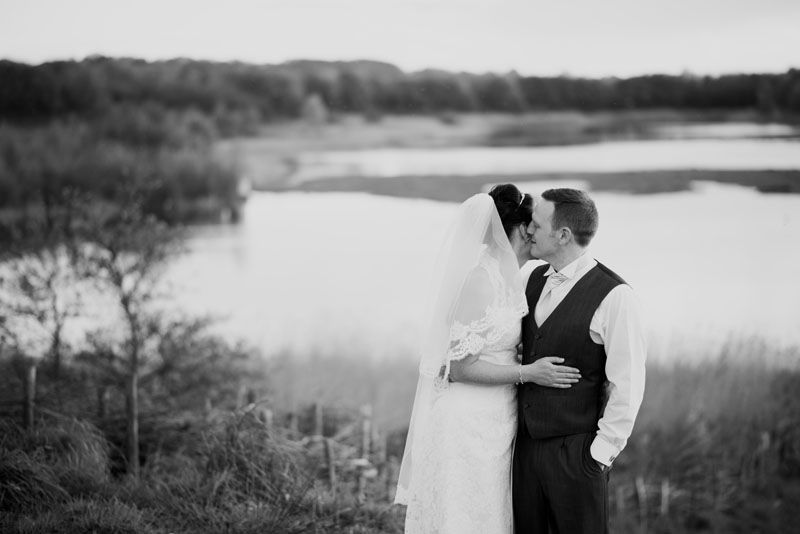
[488, 184, 533, 238]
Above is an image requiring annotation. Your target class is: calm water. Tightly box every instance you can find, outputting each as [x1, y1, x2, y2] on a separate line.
[166, 181, 800, 363]
[165, 135, 800, 362]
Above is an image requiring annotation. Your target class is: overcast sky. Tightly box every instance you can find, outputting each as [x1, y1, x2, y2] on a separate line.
[2, 0, 799, 77]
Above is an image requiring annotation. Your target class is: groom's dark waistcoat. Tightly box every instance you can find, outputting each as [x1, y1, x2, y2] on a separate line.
[519, 262, 625, 440]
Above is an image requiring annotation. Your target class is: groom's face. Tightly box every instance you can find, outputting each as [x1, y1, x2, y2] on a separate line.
[527, 200, 559, 260]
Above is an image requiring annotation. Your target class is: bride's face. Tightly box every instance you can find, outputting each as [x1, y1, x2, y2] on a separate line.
[509, 224, 533, 261]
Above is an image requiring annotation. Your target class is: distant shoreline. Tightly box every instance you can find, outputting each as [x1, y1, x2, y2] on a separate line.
[215, 111, 800, 200]
[261, 169, 800, 202]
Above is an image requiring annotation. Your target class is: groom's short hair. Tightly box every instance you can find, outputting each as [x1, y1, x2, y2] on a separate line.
[541, 188, 598, 247]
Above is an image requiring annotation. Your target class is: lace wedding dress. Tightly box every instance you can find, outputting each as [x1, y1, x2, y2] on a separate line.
[402, 251, 527, 534]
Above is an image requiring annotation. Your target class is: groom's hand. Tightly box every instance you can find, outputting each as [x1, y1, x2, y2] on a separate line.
[522, 357, 581, 388]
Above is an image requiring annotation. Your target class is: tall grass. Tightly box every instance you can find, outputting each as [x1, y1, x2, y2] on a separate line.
[259, 340, 800, 532]
[1, 338, 797, 533]
[606, 341, 799, 533]
[0, 410, 403, 533]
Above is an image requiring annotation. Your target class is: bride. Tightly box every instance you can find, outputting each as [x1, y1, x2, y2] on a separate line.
[395, 184, 581, 533]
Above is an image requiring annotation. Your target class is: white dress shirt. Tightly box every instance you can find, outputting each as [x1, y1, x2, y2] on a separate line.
[531, 252, 647, 467]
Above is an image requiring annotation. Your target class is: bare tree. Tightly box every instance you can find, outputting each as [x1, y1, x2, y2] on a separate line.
[75, 196, 183, 477]
[78, 314, 257, 421]
[0, 245, 83, 378]
[0, 191, 89, 429]
[0, 190, 87, 379]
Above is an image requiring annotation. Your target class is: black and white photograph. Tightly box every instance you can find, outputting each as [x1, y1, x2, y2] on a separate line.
[1, 1, 799, 532]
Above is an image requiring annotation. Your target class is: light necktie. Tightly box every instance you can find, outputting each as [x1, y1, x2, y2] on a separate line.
[536, 271, 569, 325]
[544, 271, 569, 295]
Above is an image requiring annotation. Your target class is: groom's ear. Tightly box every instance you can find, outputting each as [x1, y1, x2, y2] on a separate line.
[558, 227, 573, 244]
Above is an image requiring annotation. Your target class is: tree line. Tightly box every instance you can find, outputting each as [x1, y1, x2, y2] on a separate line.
[1, 57, 798, 232]
[2, 58, 799, 124]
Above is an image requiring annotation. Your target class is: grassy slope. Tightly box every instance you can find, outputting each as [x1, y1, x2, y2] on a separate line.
[2, 347, 799, 533]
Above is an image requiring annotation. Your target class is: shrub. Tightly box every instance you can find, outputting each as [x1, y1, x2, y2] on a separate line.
[0, 448, 68, 513]
[10, 497, 157, 534]
[0, 416, 110, 482]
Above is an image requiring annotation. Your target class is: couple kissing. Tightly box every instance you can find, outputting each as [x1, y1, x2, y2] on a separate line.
[395, 184, 646, 534]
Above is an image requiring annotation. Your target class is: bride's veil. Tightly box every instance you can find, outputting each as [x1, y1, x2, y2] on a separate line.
[394, 193, 525, 505]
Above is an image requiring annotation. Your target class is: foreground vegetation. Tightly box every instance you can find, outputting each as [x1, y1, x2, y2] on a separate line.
[1, 339, 798, 533]
[0, 412, 404, 534]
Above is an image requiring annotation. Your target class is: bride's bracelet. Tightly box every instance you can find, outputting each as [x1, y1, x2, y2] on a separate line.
[518, 364, 524, 385]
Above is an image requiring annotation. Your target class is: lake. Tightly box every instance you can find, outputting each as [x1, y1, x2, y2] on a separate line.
[165, 137, 800, 364]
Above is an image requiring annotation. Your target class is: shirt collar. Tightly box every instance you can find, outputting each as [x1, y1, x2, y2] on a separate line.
[544, 251, 592, 280]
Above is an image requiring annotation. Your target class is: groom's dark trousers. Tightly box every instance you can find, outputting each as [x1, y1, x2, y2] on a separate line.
[513, 263, 624, 534]
[513, 429, 609, 533]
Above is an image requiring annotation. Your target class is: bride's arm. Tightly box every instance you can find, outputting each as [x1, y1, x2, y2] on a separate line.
[450, 355, 580, 388]
[443, 268, 579, 388]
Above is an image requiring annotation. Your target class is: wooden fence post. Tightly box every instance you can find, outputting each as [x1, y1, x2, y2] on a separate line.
[385, 456, 399, 502]
[97, 386, 109, 419]
[357, 404, 373, 503]
[23, 360, 36, 429]
[235, 384, 246, 409]
[324, 438, 337, 494]
[635, 476, 648, 532]
[314, 402, 324, 438]
[660, 479, 670, 516]
[360, 404, 373, 458]
[288, 399, 299, 436]
[373, 425, 384, 465]
[260, 408, 274, 433]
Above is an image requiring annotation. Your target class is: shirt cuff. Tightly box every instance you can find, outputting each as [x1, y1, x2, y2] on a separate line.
[590, 435, 620, 467]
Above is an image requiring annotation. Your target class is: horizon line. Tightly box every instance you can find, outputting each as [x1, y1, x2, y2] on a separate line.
[2, 54, 798, 80]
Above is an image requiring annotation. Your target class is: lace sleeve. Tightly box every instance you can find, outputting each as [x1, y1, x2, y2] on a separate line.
[435, 266, 495, 389]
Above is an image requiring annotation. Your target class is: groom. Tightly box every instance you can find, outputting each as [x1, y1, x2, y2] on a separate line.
[513, 189, 646, 533]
